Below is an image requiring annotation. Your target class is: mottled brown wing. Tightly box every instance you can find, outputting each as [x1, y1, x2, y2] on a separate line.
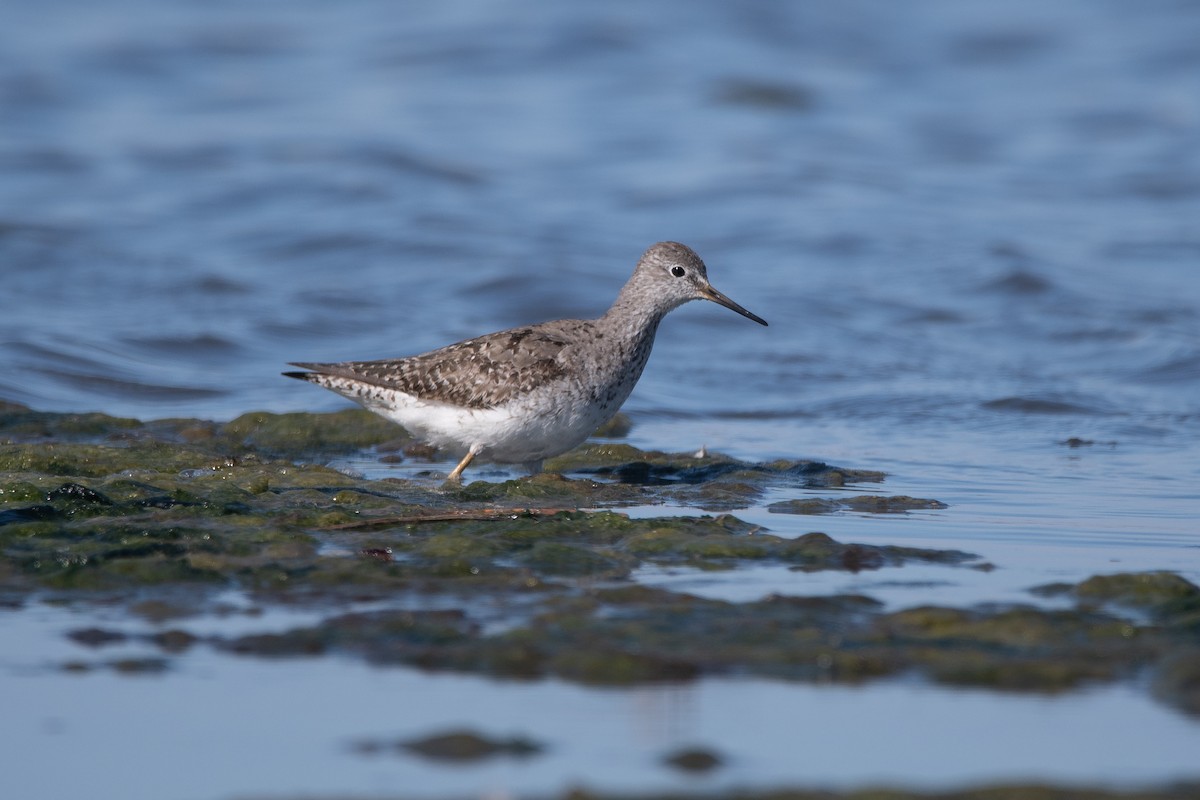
[291, 325, 576, 410]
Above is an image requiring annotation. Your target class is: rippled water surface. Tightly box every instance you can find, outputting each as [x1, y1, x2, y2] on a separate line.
[2, 0, 1199, 797]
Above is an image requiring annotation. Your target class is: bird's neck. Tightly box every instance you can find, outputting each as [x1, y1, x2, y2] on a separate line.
[599, 280, 670, 346]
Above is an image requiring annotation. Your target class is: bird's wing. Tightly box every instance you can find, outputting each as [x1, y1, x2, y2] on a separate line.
[291, 324, 581, 410]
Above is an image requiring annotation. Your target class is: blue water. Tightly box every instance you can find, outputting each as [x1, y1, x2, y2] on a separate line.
[2, 1, 1199, 797]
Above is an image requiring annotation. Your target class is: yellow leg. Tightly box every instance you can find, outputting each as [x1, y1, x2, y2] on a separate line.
[445, 449, 476, 483]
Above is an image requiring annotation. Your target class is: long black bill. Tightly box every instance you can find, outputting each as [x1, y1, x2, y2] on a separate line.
[701, 285, 768, 326]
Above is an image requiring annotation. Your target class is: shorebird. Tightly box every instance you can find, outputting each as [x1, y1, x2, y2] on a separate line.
[285, 241, 767, 482]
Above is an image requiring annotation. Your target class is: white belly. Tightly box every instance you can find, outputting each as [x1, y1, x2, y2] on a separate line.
[367, 382, 621, 464]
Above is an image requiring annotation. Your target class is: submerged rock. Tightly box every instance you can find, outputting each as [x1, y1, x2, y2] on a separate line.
[7, 405, 1200, 720]
[382, 729, 542, 761]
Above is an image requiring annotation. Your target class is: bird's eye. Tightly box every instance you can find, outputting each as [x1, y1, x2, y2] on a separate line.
[670, 266, 686, 278]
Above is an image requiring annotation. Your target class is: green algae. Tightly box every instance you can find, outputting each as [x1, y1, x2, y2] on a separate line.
[7, 403, 1200, 723]
[1032, 571, 1200, 628]
[220, 409, 409, 458]
[769, 495, 949, 515]
[1074, 572, 1200, 615]
[393, 729, 542, 761]
[663, 747, 723, 773]
[0, 401, 143, 440]
[210, 578, 1186, 699]
[349, 729, 542, 761]
[542, 444, 889, 510]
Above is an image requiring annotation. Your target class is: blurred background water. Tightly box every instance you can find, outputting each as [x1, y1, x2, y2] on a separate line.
[2, 0, 1199, 797]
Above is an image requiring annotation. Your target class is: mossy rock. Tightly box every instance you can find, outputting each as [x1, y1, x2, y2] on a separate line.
[220, 409, 406, 457]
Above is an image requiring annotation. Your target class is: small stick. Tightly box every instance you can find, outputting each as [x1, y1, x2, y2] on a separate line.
[326, 506, 585, 530]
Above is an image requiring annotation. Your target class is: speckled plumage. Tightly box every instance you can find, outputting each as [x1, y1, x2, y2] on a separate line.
[285, 241, 767, 481]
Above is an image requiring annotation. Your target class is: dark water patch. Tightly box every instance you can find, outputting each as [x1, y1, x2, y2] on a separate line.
[912, 117, 999, 164]
[1067, 107, 1170, 140]
[711, 78, 815, 111]
[121, 334, 242, 359]
[1135, 354, 1200, 385]
[254, 140, 486, 188]
[1103, 240, 1200, 262]
[259, 231, 398, 261]
[346, 143, 486, 186]
[680, 407, 819, 422]
[0, 148, 90, 174]
[947, 28, 1057, 66]
[902, 307, 968, 325]
[29, 366, 228, 402]
[184, 274, 253, 295]
[801, 232, 874, 257]
[1048, 326, 1137, 344]
[0, 68, 69, 109]
[7, 340, 112, 372]
[1118, 172, 1200, 201]
[981, 269, 1054, 295]
[184, 25, 300, 58]
[128, 143, 238, 171]
[982, 396, 1106, 416]
[83, 39, 193, 79]
[190, 176, 387, 219]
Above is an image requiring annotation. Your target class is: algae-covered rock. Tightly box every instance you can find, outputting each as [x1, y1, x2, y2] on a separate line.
[0, 401, 143, 441]
[220, 409, 409, 458]
[1152, 649, 1200, 717]
[663, 747, 723, 773]
[12, 405, 1200, 723]
[394, 730, 542, 761]
[543, 445, 887, 511]
[1032, 571, 1200, 627]
[1074, 572, 1200, 613]
[769, 495, 949, 515]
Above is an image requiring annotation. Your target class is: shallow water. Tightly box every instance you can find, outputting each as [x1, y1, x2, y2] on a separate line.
[2, 0, 1199, 797]
[4, 602, 1200, 800]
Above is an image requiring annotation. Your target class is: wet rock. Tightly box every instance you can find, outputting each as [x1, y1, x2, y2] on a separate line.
[0, 402, 142, 441]
[517, 541, 633, 577]
[110, 657, 170, 675]
[67, 627, 128, 648]
[13, 406, 1199, 720]
[1033, 572, 1200, 628]
[663, 746, 723, 772]
[46, 482, 114, 507]
[1152, 649, 1200, 717]
[149, 629, 199, 653]
[0, 504, 58, 526]
[220, 409, 407, 459]
[390, 729, 541, 762]
[1074, 572, 1200, 614]
[768, 495, 948, 515]
[591, 412, 632, 438]
[766, 498, 841, 515]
